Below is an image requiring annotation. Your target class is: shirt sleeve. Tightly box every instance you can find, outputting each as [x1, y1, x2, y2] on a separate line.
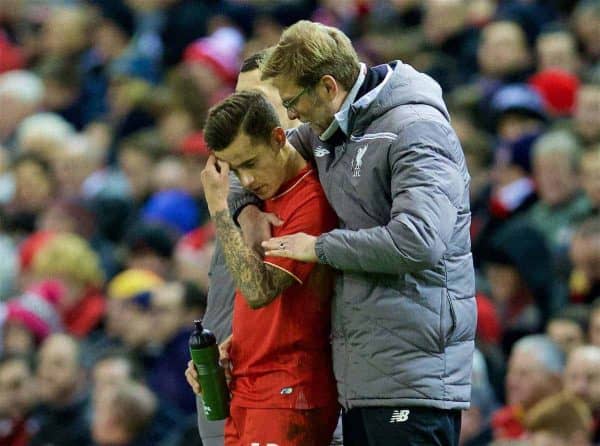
[264, 186, 337, 284]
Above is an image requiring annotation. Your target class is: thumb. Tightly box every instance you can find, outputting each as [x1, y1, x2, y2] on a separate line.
[264, 213, 284, 226]
[219, 343, 230, 359]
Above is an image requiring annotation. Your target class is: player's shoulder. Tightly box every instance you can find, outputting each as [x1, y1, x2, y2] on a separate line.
[293, 168, 328, 203]
[274, 167, 323, 201]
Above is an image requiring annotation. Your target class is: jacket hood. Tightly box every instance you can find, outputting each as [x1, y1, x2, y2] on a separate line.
[352, 60, 450, 132]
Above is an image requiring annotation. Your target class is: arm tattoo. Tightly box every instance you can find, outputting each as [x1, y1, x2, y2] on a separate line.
[213, 209, 297, 309]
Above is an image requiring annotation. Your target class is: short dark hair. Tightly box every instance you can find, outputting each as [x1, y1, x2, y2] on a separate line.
[204, 91, 280, 151]
[94, 348, 143, 382]
[240, 50, 269, 73]
[548, 304, 589, 334]
[575, 217, 600, 238]
[591, 297, 600, 317]
[182, 280, 207, 313]
[0, 353, 34, 373]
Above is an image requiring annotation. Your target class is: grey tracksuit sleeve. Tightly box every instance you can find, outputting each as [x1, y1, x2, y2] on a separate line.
[315, 121, 463, 274]
[227, 172, 261, 222]
[287, 124, 315, 164]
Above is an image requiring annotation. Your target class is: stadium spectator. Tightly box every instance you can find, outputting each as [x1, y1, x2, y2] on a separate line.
[574, 80, 600, 146]
[0, 70, 44, 150]
[124, 222, 177, 278]
[572, 1, 600, 64]
[569, 218, 600, 304]
[546, 305, 589, 355]
[146, 280, 206, 414]
[92, 349, 140, 403]
[459, 350, 498, 446]
[31, 232, 105, 337]
[580, 145, 600, 216]
[4, 154, 56, 235]
[535, 30, 580, 75]
[563, 345, 600, 442]
[590, 301, 600, 347]
[0, 354, 36, 446]
[491, 335, 564, 441]
[15, 112, 75, 163]
[526, 130, 590, 306]
[173, 224, 215, 294]
[95, 268, 164, 357]
[29, 334, 92, 446]
[477, 20, 532, 85]
[92, 348, 184, 446]
[91, 379, 158, 446]
[2, 282, 63, 356]
[527, 130, 588, 247]
[524, 393, 593, 446]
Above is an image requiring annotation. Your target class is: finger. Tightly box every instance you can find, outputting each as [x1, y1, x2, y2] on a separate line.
[264, 213, 284, 226]
[216, 159, 230, 176]
[203, 155, 218, 175]
[185, 369, 201, 393]
[219, 345, 230, 360]
[261, 236, 288, 250]
[264, 249, 292, 258]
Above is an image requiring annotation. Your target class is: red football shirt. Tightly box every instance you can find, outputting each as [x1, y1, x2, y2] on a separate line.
[229, 165, 338, 409]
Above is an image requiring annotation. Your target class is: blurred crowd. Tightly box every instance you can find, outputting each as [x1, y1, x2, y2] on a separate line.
[0, 0, 599, 445]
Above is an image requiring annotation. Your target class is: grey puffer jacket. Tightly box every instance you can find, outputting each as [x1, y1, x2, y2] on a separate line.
[288, 61, 476, 410]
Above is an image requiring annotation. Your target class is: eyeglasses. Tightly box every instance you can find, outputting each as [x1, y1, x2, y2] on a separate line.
[282, 86, 311, 112]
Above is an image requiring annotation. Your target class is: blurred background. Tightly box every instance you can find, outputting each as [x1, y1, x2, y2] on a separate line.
[0, 0, 599, 445]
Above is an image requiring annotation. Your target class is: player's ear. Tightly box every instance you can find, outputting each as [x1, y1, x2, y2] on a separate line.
[270, 127, 286, 152]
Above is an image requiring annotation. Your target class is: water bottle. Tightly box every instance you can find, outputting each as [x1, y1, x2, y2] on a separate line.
[189, 320, 230, 420]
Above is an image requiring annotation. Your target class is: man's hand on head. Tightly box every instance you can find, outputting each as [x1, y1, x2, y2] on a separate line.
[201, 154, 230, 216]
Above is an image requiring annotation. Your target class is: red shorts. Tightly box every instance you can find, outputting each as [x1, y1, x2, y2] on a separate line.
[224, 403, 340, 446]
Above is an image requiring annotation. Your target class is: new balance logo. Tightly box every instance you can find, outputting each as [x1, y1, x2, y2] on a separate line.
[389, 409, 410, 423]
[314, 147, 330, 158]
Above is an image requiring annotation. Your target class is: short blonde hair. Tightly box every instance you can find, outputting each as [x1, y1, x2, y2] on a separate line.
[32, 232, 103, 287]
[260, 20, 360, 90]
[581, 144, 600, 166]
[524, 393, 592, 438]
[16, 112, 75, 156]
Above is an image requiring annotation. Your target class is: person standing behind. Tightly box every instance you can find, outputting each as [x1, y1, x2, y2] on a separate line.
[199, 90, 339, 446]
[260, 20, 476, 446]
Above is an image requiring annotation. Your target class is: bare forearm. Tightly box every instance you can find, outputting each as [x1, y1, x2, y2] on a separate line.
[213, 210, 292, 308]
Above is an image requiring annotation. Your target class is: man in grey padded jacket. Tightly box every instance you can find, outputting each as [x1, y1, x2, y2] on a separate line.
[258, 21, 476, 445]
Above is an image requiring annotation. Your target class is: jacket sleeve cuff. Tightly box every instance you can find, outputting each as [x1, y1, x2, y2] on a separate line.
[229, 194, 262, 226]
[315, 235, 331, 265]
